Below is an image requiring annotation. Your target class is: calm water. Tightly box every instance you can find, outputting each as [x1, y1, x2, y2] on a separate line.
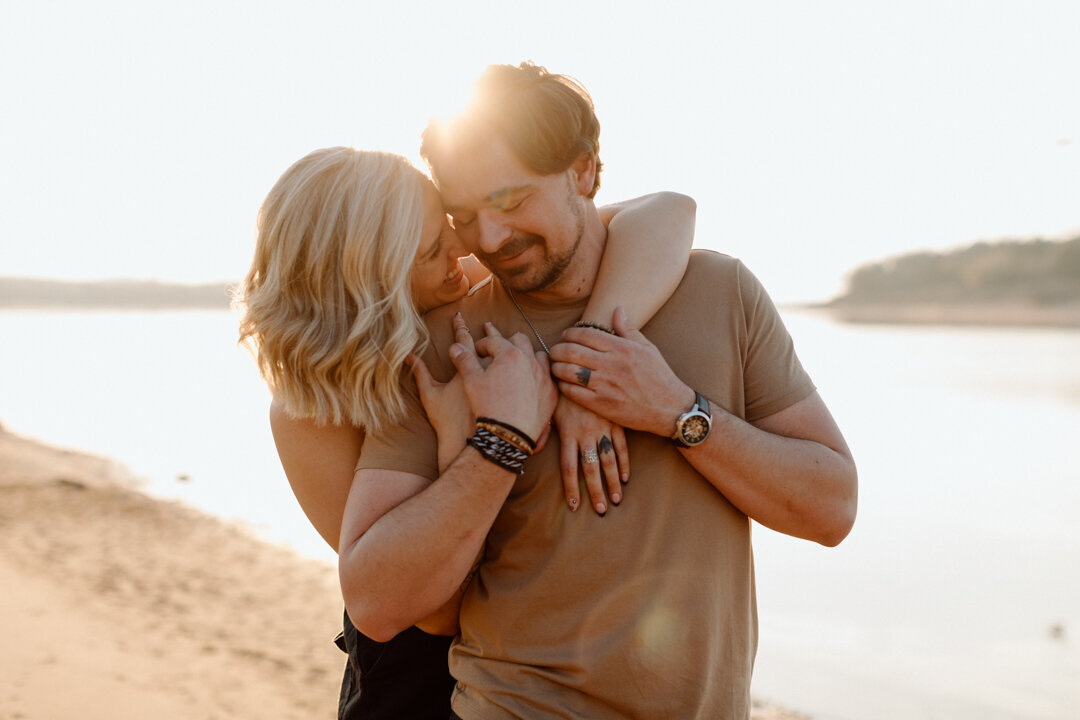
[1, 309, 1077, 720]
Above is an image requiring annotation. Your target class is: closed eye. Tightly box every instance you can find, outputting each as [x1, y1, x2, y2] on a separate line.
[426, 238, 442, 261]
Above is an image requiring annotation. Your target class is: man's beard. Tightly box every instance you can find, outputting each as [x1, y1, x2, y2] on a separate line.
[478, 195, 586, 294]
[477, 233, 575, 293]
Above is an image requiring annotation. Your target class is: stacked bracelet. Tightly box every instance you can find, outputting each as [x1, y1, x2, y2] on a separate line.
[475, 417, 537, 453]
[468, 427, 531, 474]
[573, 320, 616, 335]
[468, 418, 538, 475]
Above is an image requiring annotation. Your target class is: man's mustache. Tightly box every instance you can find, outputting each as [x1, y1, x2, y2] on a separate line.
[477, 234, 543, 263]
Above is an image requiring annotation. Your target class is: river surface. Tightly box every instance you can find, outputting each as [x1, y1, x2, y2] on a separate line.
[1, 308, 1076, 719]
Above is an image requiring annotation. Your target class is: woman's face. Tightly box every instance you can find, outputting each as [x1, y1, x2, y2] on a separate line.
[411, 183, 470, 313]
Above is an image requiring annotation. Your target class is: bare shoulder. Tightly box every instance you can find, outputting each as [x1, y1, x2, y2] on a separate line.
[269, 399, 365, 456]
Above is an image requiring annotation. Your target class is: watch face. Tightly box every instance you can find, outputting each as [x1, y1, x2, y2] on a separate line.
[680, 415, 710, 445]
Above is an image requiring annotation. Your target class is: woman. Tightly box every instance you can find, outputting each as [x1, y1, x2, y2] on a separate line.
[236, 146, 694, 718]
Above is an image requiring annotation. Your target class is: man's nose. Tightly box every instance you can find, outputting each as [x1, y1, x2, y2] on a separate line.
[476, 211, 512, 255]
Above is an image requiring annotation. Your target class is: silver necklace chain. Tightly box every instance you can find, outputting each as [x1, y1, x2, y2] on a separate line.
[506, 288, 551, 356]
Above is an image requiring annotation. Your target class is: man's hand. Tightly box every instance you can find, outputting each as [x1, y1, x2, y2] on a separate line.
[452, 320, 558, 441]
[550, 307, 694, 439]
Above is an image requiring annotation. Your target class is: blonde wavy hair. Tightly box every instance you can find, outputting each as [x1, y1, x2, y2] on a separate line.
[236, 147, 429, 431]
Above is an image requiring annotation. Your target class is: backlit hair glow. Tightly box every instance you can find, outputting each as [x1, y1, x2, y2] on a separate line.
[236, 147, 428, 431]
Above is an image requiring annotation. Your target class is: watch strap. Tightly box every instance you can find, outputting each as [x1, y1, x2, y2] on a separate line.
[694, 392, 709, 417]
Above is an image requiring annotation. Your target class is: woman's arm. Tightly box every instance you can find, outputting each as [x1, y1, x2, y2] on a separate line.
[585, 191, 696, 328]
[270, 315, 476, 552]
[269, 399, 364, 553]
[554, 191, 696, 514]
[401, 315, 487, 635]
[271, 382, 472, 638]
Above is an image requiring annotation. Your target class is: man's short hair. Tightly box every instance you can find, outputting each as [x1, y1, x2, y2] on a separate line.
[421, 61, 603, 198]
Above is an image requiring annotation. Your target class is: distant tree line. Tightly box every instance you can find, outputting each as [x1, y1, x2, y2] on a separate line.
[0, 278, 234, 309]
[831, 235, 1080, 306]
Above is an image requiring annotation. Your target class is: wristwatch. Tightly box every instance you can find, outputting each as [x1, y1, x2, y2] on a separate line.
[672, 391, 712, 448]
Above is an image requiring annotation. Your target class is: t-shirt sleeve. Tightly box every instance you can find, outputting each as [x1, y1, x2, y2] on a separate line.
[354, 381, 440, 481]
[736, 260, 816, 422]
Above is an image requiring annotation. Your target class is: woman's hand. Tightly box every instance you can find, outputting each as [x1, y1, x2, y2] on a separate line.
[409, 316, 478, 472]
[553, 395, 630, 515]
[410, 356, 472, 473]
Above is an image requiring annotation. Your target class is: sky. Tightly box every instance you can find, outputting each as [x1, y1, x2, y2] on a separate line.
[1, 0, 1077, 304]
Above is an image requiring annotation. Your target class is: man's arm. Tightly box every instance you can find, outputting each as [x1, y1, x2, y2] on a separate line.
[339, 325, 557, 642]
[339, 451, 519, 642]
[549, 307, 857, 547]
[676, 388, 856, 546]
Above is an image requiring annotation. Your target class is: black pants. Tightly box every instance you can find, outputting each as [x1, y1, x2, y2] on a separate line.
[335, 609, 456, 720]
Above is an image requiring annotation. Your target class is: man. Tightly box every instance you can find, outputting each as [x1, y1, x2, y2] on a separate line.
[340, 62, 857, 718]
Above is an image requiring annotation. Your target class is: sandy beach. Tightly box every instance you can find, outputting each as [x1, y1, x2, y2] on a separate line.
[0, 427, 345, 720]
[0, 426, 808, 719]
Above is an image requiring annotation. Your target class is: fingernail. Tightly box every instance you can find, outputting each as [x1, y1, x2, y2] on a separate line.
[621, 473, 629, 484]
[596, 502, 606, 514]
[611, 492, 621, 504]
[568, 498, 578, 511]
[449, 344, 462, 358]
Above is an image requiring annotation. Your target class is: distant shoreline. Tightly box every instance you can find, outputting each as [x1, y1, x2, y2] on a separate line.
[812, 235, 1080, 328]
[5, 268, 1079, 330]
[0, 277, 233, 310]
[789, 300, 1080, 329]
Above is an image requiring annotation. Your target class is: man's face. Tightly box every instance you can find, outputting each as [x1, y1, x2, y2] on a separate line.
[433, 135, 587, 294]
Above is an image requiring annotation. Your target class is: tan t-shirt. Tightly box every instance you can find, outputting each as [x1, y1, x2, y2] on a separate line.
[358, 251, 815, 719]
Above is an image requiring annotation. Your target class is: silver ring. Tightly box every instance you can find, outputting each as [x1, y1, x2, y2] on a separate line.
[581, 448, 599, 464]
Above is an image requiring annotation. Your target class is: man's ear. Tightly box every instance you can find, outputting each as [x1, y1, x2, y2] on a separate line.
[570, 153, 597, 196]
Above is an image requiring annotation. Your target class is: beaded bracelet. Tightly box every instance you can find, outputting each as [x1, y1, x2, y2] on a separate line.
[468, 426, 532, 474]
[476, 423, 533, 454]
[475, 417, 537, 454]
[573, 320, 616, 335]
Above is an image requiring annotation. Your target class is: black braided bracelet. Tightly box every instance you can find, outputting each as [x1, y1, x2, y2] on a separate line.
[467, 426, 531, 474]
[474, 417, 537, 451]
[573, 320, 616, 335]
